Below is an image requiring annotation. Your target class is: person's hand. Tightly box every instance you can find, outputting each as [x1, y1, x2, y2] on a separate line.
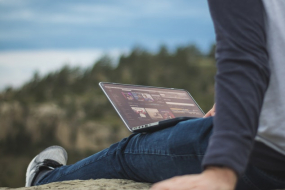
[150, 167, 237, 190]
[204, 104, 215, 118]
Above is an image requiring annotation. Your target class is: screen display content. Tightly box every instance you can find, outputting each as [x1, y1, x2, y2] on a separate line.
[100, 83, 204, 130]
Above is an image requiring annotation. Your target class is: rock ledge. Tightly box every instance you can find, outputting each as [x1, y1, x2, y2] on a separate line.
[0, 179, 152, 190]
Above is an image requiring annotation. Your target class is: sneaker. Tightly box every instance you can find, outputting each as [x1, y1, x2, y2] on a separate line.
[25, 146, 68, 187]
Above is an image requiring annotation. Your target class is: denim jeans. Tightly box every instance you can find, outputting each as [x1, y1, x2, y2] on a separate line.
[37, 117, 285, 190]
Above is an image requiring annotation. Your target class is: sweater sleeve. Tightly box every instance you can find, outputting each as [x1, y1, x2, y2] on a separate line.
[202, 0, 270, 176]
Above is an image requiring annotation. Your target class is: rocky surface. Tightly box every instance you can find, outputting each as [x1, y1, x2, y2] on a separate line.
[0, 179, 152, 190]
[1, 179, 285, 190]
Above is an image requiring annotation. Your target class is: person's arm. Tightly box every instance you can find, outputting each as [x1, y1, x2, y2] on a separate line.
[202, 0, 270, 176]
[151, 0, 269, 189]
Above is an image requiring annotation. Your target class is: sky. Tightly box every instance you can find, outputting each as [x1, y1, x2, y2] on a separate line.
[0, 0, 215, 91]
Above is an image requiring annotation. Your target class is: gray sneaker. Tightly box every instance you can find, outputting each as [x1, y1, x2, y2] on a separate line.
[25, 146, 68, 187]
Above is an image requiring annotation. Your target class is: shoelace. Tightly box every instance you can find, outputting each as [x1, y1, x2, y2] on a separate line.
[41, 159, 63, 170]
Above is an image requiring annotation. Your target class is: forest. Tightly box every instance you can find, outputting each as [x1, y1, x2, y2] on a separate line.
[0, 44, 216, 187]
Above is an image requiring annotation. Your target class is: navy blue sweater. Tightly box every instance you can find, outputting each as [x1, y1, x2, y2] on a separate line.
[201, 0, 282, 176]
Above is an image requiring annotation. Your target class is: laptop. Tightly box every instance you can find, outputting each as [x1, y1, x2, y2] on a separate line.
[99, 82, 205, 133]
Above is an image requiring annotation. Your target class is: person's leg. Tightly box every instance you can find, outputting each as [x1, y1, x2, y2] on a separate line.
[34, 116, 285, 189]
[36, 117, 213, 185]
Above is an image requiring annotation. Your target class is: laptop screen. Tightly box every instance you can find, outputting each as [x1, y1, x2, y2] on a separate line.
[100, 83, 204, 130]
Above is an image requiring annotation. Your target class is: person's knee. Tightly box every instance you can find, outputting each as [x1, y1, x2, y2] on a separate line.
[167, 118, 213, 156]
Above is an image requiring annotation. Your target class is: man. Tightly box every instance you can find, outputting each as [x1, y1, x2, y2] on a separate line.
[26, 0, 285, 189]
[153, 0, 285, 189]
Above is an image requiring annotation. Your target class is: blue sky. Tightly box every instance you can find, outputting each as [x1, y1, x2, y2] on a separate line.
[0, 0, 215, 90]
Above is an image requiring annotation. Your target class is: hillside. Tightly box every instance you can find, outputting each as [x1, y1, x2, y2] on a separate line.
[0, 45, 216, 188]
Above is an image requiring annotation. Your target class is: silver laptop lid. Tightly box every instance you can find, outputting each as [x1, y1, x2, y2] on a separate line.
[99, 82, 204, 132]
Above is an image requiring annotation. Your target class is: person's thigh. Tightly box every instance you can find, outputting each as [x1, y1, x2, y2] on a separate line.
[118, 117, 213, 182]
[37, 117, 213, 185]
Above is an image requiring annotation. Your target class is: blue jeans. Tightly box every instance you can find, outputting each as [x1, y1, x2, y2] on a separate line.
[37, 117, 285, 190]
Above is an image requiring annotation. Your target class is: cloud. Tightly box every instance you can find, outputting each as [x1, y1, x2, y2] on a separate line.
[0, 48, 128, 91]
[0, 0, 214, 52]
[0, 0, 210, 24]
[0, 0, 215, 91]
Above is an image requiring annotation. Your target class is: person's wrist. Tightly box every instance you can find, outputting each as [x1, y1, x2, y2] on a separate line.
[203, 166, 237, 188]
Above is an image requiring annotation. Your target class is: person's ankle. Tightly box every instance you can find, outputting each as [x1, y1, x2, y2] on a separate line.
[32, 168, 52, 186]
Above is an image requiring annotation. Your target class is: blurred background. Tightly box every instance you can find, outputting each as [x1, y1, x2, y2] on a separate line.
[0, 0, 216, 187]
